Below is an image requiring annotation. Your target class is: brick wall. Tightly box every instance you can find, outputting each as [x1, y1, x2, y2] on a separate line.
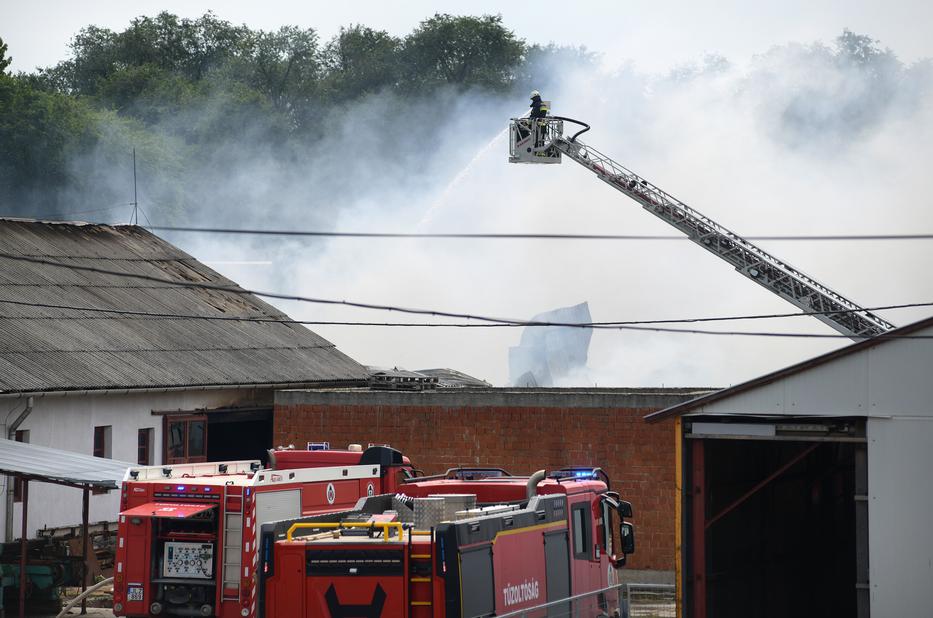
[273, 394, 680, 571]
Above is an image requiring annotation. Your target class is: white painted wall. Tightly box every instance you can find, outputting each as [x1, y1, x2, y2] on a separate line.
[0, 389, 254, 540]
[687, 324, 933, 418]
[867, 417, 933, 617]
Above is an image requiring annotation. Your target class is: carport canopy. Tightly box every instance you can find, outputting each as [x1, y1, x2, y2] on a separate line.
[0, 437, 133, 617]
[0, 437, 132, 488]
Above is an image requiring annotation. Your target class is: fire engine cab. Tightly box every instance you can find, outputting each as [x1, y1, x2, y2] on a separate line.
[113, 444, 414, 618]
[257, 467, 635, 617]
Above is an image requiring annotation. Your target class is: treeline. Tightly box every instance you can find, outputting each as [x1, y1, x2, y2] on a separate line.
[0, 13, 592, 217]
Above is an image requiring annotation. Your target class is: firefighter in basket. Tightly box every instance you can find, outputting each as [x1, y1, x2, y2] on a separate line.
[518, 89, 550, 142]
[529, 89, 549, 119]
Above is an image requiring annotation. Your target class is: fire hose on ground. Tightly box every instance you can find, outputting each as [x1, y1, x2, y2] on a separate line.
[55, 576, 113, 618]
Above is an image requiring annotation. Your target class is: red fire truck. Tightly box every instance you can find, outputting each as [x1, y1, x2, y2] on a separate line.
[257, 467, 635, 617]
[113, 445, 415, 618]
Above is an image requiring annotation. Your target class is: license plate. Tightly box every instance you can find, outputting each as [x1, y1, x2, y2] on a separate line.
[127, 586, 143, 601]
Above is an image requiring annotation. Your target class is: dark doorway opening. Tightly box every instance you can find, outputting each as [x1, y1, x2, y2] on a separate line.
[688, 437, 860, 618]
[206, 408, 273, 465]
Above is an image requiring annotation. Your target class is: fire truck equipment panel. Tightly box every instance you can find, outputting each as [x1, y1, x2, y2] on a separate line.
[162, 542, 214, 579]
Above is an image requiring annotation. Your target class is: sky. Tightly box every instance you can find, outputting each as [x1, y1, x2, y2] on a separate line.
[2, 1, 932, 388]
[4, 0, 933, 74]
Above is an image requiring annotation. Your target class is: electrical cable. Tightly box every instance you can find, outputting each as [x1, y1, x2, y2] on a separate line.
[0, 296, 929, 329]
[0, 251, 930, 338]
[3, 297, 933, 339]
[144, 225, 933, 242]
[137, 205, 153, 229]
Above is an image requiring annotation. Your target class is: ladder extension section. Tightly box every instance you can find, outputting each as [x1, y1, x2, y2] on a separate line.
[408, 532, 434, 617]
[550, 133, 894, 339]
[222, 487, 244, 601]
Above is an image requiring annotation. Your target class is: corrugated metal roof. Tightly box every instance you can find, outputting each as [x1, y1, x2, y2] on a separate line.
[364, 367, 491, 389]
[416, 368, 493, 388]
[0, 219, 368, 393]
[0, 438, 132, 488]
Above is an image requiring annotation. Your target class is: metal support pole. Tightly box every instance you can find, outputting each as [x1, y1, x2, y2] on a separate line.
[6, 397, 33, 543]
[81, 486, 90, 615]
[854, 444, 870, 618]
[674, 418, 683, 618]
[18, 479, 27, 618]
[690, 441, 705, 618]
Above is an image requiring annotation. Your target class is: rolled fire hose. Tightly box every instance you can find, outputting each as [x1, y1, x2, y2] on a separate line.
[55, 577, 114, 618]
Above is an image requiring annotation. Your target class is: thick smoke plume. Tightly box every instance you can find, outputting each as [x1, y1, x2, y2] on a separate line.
[23, 30, 933, 387]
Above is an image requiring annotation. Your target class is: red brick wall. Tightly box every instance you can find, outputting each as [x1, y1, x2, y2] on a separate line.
[274, 402, 676, 571]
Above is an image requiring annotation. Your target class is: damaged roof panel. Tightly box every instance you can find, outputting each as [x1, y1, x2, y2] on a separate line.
[0, 219, 367, 393]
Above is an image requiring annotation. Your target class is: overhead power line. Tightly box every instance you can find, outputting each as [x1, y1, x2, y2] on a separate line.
[147, 225, 933, 242]
[2, 295, 933, 339]
[0, 251, 930, 339]
[0, 296, 930, 329]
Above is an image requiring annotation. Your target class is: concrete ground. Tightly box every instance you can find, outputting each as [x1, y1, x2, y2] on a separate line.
[37, 575, 675, 618]
[42, 599, 677, 618]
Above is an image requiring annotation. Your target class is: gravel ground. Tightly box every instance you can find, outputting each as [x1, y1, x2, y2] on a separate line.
[33, 587, 115, 617]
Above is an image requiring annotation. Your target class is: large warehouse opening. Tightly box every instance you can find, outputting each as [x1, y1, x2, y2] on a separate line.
[206, 407, 273, 464]
[686, 421, 867, 618]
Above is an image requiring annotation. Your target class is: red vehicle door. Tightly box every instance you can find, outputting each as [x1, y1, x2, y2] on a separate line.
[265, 550, 304, 617]
[569, 496, 603, 610]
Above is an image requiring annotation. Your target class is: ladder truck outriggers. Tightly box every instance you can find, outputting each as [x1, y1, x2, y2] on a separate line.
[257, 467, 635, 618]
[113, 444, 415, 618]
[509, 111, 895, 340]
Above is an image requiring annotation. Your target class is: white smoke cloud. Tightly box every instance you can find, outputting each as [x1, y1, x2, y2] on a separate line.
[83, 32, 933, 388]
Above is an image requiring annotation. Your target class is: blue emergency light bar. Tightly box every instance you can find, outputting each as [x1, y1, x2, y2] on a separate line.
[548, 467, 599, 480]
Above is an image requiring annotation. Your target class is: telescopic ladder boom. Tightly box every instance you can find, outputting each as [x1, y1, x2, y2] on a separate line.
[508, 117, 895, 339]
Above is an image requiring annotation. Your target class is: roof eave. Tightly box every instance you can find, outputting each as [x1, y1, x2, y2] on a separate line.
[0, 378, 369, 399]
[644, 315, 933, 423]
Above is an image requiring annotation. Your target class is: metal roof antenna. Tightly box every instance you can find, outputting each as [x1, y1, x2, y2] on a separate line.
[132, 147, 138, 225]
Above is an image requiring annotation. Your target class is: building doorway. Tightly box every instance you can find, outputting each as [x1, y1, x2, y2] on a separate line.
[206, 408, 273, 464]
[685, 420, 867, 618]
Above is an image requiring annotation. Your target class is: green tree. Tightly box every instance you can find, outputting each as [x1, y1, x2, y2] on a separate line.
[516, 43, 597, 91]
[244, 26, 320, 129]
[321, 25, 400, 102]
[94, 64, 201, 124]
[834, 29, 900, 88]
[113, 12, 248, 81]
[0, 37, 12, 74]
[59, 13, 249, 97]
[66, 25, 119, 94]
[400, 14, 525, 92]
[0, 71, 97, 204]
[835, 29, 892, 68]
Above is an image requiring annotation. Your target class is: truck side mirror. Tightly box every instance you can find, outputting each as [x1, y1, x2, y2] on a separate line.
[618, 500, 633, 518]
[620, 522, 635, 555]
